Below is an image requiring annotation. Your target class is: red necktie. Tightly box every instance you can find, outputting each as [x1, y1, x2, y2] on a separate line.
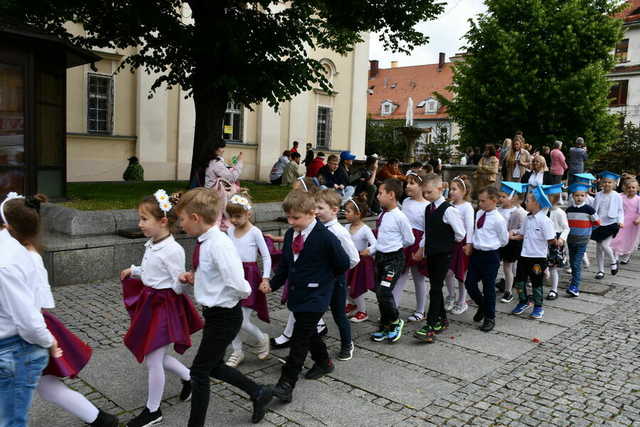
[293, 233, 304, 254]
[428, 203, 436, 215]
[376, 211, 386, 229]
[477, 212, 487, 229]
[192, 241, 201, 271]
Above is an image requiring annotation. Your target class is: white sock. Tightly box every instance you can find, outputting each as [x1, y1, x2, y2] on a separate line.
[275, 312, 295, 344]
[354, 295, 367, 313]
[550, 267, 559, 292]
[445, 270, 456, 300]
[457, 280, 466, 306]
[412, 267, 428, 314]
[583, 251, 590, 267]
[504, 262, 515, 293]
[601, 237, 616, 267]
[392, 271, 410, 306]
[596, 241, 605, 272]
[37, 375, 100, 423]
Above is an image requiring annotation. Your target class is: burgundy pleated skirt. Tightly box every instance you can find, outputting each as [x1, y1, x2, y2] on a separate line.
[42, 311, 92, 378]
[403, 229, 429, 276]
[347, 255, 376, 299]
[242, 262, 270, 323]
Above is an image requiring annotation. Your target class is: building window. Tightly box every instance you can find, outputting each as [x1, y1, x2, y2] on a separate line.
[615, 39, 629, 63]
[223, 101, 243, 142]
[381, 102, 392, 116]
[87, 74, 113, 134]
[425, 99, 438, 114]
[609, 80, 628, 107]
[316, 106, 332, 148]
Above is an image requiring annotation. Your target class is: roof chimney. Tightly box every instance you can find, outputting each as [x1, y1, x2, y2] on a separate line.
[438, 52, 445, 71]
[390, 61, 399, 68]
[369, 60, 379, 78]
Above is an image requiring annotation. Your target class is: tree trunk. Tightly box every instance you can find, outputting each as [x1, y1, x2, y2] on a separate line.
[189, 83, 229, 183]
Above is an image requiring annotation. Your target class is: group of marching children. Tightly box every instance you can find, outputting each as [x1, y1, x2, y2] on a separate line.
[4, 166, 640, 427]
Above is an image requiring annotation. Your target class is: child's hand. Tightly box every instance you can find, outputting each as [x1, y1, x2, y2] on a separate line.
[360, 249, 370, 257]
[634, 218, 640, 226]
[120, 267, 132, 281]
[619, 222, 624, 229]
[463, 244, 473, 257]
[259, 282, 272, 294]
[49, 338, 63, 359]
[413, 247, 424, 261]
[557, 238, 565, 247]
[179, 272, 194, 284]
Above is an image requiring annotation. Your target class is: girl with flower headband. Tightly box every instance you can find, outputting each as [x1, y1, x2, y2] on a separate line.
[224, 192, 272, 368]
[391, 169, 430, 323]
[1, 193, 118, 426]
[444, 175, 475, 315]
[119, 190, 204, 427]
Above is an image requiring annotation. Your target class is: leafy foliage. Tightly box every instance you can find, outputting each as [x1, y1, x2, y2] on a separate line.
[365, 117, 406, 160]
[419, 125, 454, 164]
[593, 121, 640, 174]
[439, 0, 623, 155]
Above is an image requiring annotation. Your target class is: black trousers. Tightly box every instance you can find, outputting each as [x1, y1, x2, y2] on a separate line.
[426, 252, 452, 326]
[189, 304, 259, 427]
[280, 311, 329, 387]
[374, 250, 405, 326]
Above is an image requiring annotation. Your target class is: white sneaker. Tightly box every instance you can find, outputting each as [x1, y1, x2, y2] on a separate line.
[226, 352, 244, 368]
[444, 296, 455, 312]
[583, 256, 590, 268]
[256, 334, 270, 360]
[451, 302, 468, 315]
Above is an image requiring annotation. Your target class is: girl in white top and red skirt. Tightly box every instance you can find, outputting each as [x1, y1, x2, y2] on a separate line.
[120, 190, 204, 426]
[344, 195, 377, 323]
[225, 193, 272, 368]
[445, 176, 475, 315]
[2, 193, 118, 427]
[391, 170, 430, 322]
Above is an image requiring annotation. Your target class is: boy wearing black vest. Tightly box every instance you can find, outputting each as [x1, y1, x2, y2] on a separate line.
[414, 174, 465, 343]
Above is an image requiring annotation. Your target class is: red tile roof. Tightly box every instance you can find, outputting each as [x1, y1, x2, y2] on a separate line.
[615, 0, 640, 23]
[367, 62, 454, 121]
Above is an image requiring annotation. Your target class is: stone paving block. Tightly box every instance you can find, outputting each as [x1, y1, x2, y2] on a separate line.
[159, 395, 271, 427]
[491, 314, 566, 341]
[447, 328, 536, 360]
[542, 296, 608, 315]
[357, 337, 502, 382]
[330, 354, 460, 408]
[53, 246, 115, 286]
[30, 395, 86, 427]
[494, 303, 587, 327]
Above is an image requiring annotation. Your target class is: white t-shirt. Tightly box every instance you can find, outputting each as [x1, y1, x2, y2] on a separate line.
[401, 198, 429, 231]
[227, 225, 272, 278]
[518, 211, 556, 258]
[346, 223, 377, 254]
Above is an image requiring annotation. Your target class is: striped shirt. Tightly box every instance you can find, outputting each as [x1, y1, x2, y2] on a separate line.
[566, 204, 600, 245]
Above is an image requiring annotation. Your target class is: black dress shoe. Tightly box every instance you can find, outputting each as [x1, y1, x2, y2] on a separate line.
[90, 409, 119, 427]
[272, 381, 293, 403]
[496, 278, 506, 293]
[304, 360, 335, 379]
[479, 318, 495, 332]
[473, 308, 484, 322]
[270, 336, 291, 349]
[251, 385, 273, 423]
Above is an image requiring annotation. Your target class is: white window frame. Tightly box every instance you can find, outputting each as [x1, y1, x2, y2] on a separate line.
[316, 105, 333, 149]
[223, 101, 244, 142]
[381, 101, 393, 116]
[425, 98, 438, 114]
[87, 73, 114, 134]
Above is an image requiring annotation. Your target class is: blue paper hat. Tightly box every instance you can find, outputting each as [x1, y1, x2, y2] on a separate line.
[573, 172, 596, 182]
[531, 185, 552, 209]
[542, 184, 563, 195]
[568, 183, 591, 193]
[500, 181, 528, 198]
[599, 171, 621, 181]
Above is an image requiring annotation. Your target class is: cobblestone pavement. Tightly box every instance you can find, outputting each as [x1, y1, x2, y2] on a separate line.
[31, 247, 640, 426]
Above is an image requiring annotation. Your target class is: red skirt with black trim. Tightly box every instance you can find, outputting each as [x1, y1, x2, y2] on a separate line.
[122, 278, 204, 363]
[347, 255, 376, 299]
[449, 240, 470, 282]
[403, 229, 428, 276]
[42, 311, 92, 378]
[242, 262, 270, 323]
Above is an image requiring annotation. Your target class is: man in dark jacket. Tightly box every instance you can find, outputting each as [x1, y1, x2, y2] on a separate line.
[303, 143, 314, 169]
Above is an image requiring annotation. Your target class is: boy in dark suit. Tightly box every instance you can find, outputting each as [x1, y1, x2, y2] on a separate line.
[260, 190, 349, 403]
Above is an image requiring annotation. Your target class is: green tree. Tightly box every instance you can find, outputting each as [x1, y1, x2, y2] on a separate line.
[593, 121, 640, 174]
[365, 117, 406, 160]
[420, 125, 454, 164]
[439, 0, 623, 155]
[3, 0, 445, 180]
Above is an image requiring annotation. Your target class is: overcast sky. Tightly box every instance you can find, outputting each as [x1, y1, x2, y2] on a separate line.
[369, 0, 487, 68]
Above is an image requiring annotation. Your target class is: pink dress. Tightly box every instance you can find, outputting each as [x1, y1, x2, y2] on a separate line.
[611, 194, 640, 256]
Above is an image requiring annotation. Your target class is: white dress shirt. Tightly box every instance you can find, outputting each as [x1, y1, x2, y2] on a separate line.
[419, 196, 466, 247]
[549, 207, 570, 241]
[528, 171, 545, 187]
[518, 210, 556, 258]
[498, 206, 516, 224]
[346, 224, 377, 254]
[401, 198, 429, 231]
[471, 209, 509, 251]
[29, 251, 55, 310]
[324, 219, 360, 269]
[594, 191, 624, 226]
[376, 207, 415, 253]
[227, 225, 272, 278]
[194, 226, 251, 308]
[453, 201, 475, 243]
[131, 235, 185, 294]
[0, 229, 53, 348]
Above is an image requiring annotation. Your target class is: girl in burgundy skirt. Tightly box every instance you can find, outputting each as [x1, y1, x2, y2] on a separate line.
[224, 193, 272, 367]
[120, 190, 204, 427]
[3, 193, 118, 426]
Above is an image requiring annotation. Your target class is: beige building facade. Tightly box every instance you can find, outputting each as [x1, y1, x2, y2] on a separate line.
[65, 25, 369, 183]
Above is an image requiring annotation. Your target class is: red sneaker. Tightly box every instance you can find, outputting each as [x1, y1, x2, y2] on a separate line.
[345, 304, 357, 316]
[350, 311, 368, 323]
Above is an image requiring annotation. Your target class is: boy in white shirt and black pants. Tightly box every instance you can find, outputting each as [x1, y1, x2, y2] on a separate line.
[371, 179, 415, 343]
[511, 186, 556, 320]
[464, 187, 509, 332]
[414, 174, 466, 343]
[176, 188, 272, 427]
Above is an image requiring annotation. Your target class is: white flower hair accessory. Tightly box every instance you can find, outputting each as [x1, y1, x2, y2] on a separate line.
[1, 192, 25, 226]
[229, 194, 252, 211]
[153, 189, 172, 216]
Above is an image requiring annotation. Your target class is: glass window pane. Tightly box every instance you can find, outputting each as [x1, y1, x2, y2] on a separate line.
[0, 63, 24, 169]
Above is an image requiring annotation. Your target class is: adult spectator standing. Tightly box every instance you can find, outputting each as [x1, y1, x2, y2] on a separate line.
[306, 151, 326, 177]
[269, 150, 291, 185]
[475, 144, 500, 191]
[502, 136, 531, 182]
[303, 143, 314, 169]
[290, 140, 299, 153]
[521, 155, 553, 187]
[282, 151, 304, 186]
[549, 140, 568, 184]
[205, 140, 243, 189]
[568, 137, 588, 184]
[376, 158, 406, 182]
